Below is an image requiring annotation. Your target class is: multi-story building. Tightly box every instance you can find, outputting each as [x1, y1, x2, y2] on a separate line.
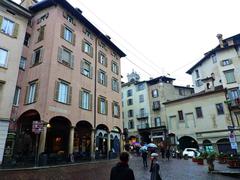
[0, 0, 31, 165]
[6, 0, 125, 164]
[122, 71, 193, 145]
[164, 34, 240, 153]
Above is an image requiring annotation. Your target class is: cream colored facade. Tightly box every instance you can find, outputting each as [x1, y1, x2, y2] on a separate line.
[165, 89, 240, 152]
[0, 0, 30, 165]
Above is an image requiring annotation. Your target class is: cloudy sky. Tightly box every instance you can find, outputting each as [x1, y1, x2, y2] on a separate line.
[15, 0, 240, 86]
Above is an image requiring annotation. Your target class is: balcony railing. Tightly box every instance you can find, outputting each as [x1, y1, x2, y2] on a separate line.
[230, 98, 240, 107]
[136, 113, 149, 119]
[151, 121, 166, 128]
[137, 123, 149, 129]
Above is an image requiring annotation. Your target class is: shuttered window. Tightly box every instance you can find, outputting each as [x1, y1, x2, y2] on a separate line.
[112, 78, 119, 92]
[31, 47, 44, 66]
[224, 69, 236, 84]
[60, 25, 76, 45]
[79, 90, 92, 110]
[82, 40, 93, 57]
[80, 59, 92, 78]
[54, 80, 72, 104]
[112, 101, 120, 118]
[0, 16, 19, 38]
[111, 61, 119, 75]
[98, 70, 107, 86]
[37, 26, 45, 42]
[0, 48, 8, 67]
[98, 51, 107, 67]
[13, 87, 21, 106]
[57, 47, 74, 68]
[25, 81, 39, 104]
[98, 96, 108, 115]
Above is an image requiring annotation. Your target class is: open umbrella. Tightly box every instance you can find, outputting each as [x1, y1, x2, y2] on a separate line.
[132, 142, 141, 147]
[139, 146, 148, 152]
[147, 143, 157, 148]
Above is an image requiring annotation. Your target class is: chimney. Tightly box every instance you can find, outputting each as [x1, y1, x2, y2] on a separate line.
[105, 35, 111, 40]
[216, 34, 224, 48]
[75, 8, 82, 14]
[20, 0, 37, 9]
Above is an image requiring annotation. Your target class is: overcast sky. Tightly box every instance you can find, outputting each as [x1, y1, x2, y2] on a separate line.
[15, 0, 240, 86]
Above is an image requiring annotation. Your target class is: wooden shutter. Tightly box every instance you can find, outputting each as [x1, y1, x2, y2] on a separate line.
[54, 81, 59, 101]
[90, 46, 93, 57]
[57, 47, 62, 62]
[79, 90, 82, 108]
[105, 99, 108, 115]
[98, 52, 101, 63]
[97, 97, 101, 113]
[70, 54, 74, 69]
[67, 85, 72, 104]
[89, 93, 92, 110]
[24, 86, 29, 104]
[39, 48, 44, 63]
[112, 102, 114, 117]
[60, 25, 64, 38]
[80, 60, 84, 74]
[0, 16, 3, 28]
[105, 56, 108, 67]
[12, 23, 19, 38]
[82, 40, 85, 52]
[105, 74, 108, 86]
[116, 64, 119, 75]
[90, 66, 93, 79]
[31, 51, 35, 66]
[34, 82, 39, 102]
[72, 33, 76, 45]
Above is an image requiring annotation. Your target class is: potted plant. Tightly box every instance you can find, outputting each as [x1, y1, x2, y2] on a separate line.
[196, 156, 204, 165]
[207, 152, 216, 172]
[217, 152, 227, 164]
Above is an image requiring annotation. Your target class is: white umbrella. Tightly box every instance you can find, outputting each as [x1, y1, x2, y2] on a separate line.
[139, 146, 148, 152]
[147, 143, 157, 148]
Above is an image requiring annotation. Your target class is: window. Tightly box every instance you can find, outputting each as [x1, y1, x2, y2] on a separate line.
[19, 57, 26, 70]
[83, 28, 93, 39]
[139, 95, 144, 103]
[67, 15, 73, 23]
[195, 79, 203, 87]
[13, 87, 21, 106]
[127, 99, 133, 106]
[37, 13, 49, 24]
[140, 108, 145, 116]
[82, 41, 93, 57]
[1, 17, 18, 37]
[221, 59, 232, 66]
[79, 90, 92, 110]
[195, 107, 203, 118]
[32, 47, 43, 66]
[112, 101, 120, 118]
[152, 89, 158, 98]
[128, 110, 134, 117]
[24, 33, 31, 46]
[112, 61, 119, 75]
[63, 12, 75, 25]
[54, 80, 72, 104]
[195, 69, 200, 78]
[0, 48, 8, 67]
[137, 83, 145, 91]
[179, 89, 185, 96]
[127, 89, 132, 97]
[98, 70, 107, 86]
[224, 70, 236, 84]
[154, 117, 161, 127]
[112, 78, 119, 92]
[216, 103, 224, 115]
[25, 81, 39, 104]
[98, 51, 107, 66]
[61, 25, 75, 45]
[81, 59, 92, 78]
[98, 96, 108, 115]
[128, 120, 134, 129]
[57, 47, 74, 68]
[228, 89, 240, 100]
[37, 26, 45, 42]
[211, 54, 217, 63]
[153, 101, 160, 110]
[178, 110, 184, 121]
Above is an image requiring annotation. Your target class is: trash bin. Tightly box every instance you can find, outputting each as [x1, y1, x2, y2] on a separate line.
[39, 153, 48, 166]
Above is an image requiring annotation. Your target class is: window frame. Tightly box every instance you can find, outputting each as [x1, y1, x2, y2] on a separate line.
[13, 86, 21, 106]
[216, 103, 224, 115]
[224, 69, 236, 84]
[0, 48, 8, 68]
[178, 110, 184, 121]
[195, 107, 203, 118]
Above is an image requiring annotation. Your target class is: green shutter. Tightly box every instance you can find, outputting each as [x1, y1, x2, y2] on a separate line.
[105, 99, 108, 115]
[90, 46, 93, 57]
[54, 81, 59, 101]
[70, 54, 74, 69]
[24, 86, 29, 104]
[79, 90, 82, 108]
[60, 25, 64, 38]
[68, 86, 72, 104]
[12, 23, 19, 38]
[98, 97, 101, 113]
[39, 48, 44, 63]
[57, 47, 62, 62]
[72, 33, 76, 45]
[89, 93, 92, 110]
[0, 15, 3, 28]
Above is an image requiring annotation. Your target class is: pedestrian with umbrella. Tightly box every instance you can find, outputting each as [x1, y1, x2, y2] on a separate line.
[150, 153, 162, 180]
[140, 146, 148, 168]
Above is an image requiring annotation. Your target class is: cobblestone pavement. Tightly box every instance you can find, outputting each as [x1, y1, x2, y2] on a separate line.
[129, 154, 239, 180]
[0, 155, 239, 180]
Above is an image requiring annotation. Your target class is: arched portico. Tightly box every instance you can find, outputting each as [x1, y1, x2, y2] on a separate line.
[178, 136, 199, 150]
[95, 124, 109, 159]
[216, 138, 232, 154]
[203, 139, 214, 153]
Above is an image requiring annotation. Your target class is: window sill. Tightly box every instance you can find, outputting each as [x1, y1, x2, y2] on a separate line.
[98, 82, 107, 87]
[19, 68, 25, 71]
[24, 101, 36, 105]
[83, 51, 93, 58]
[12, 105, 19, 107]
[179, 120, 185, 122]
[54, 99, 71, 105]
[30, 62, 42, 68]
[226, 81, 237, 84]
[112, 89, 119, 93]
[98, 112, 107, 115]
[81, 73, 92, 79]
[58, 60, 73, 69]
[0, 31, 16, 38]
[79, 106, 92, 111]
[62, 37, 74, 46]
[0, 66, 8, 70]
[113, 115, 120, 119]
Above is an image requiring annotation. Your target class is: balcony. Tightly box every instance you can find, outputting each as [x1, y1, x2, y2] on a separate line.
[137, 123, 149, 129]
[151, 121, 166, 128]
[136, 113, 149, 119]
[152, 101, 161, 111]
[230, 98, 240, 107]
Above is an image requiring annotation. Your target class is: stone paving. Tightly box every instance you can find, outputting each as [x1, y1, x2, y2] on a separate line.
[0, 155, 239, 180]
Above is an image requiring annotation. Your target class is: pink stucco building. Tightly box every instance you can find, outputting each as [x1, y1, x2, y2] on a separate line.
[7, 0, 125, 164]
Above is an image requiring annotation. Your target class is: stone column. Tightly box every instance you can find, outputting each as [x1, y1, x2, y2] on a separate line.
[38, 124, 47, 156]
[91, 129, 95, 160]
[68, 126, 75, 155]
[120, 134, 124, 152]
[107, 132, 111, 159]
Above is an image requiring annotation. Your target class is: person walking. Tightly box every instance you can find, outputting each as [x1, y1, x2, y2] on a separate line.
[110, 152, 135, 180]
[166, 148, 170, 160]
[142, 151, 148, 168]
[150, 153, 162, 180]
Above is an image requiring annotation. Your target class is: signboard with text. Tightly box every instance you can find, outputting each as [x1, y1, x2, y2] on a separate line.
[32, 121, 43, 134]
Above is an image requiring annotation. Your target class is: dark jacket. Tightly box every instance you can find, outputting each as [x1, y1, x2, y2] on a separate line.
[142, 151, 148, 159]
[150, 162, 161, 180]
[110, 162, 135, 180]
